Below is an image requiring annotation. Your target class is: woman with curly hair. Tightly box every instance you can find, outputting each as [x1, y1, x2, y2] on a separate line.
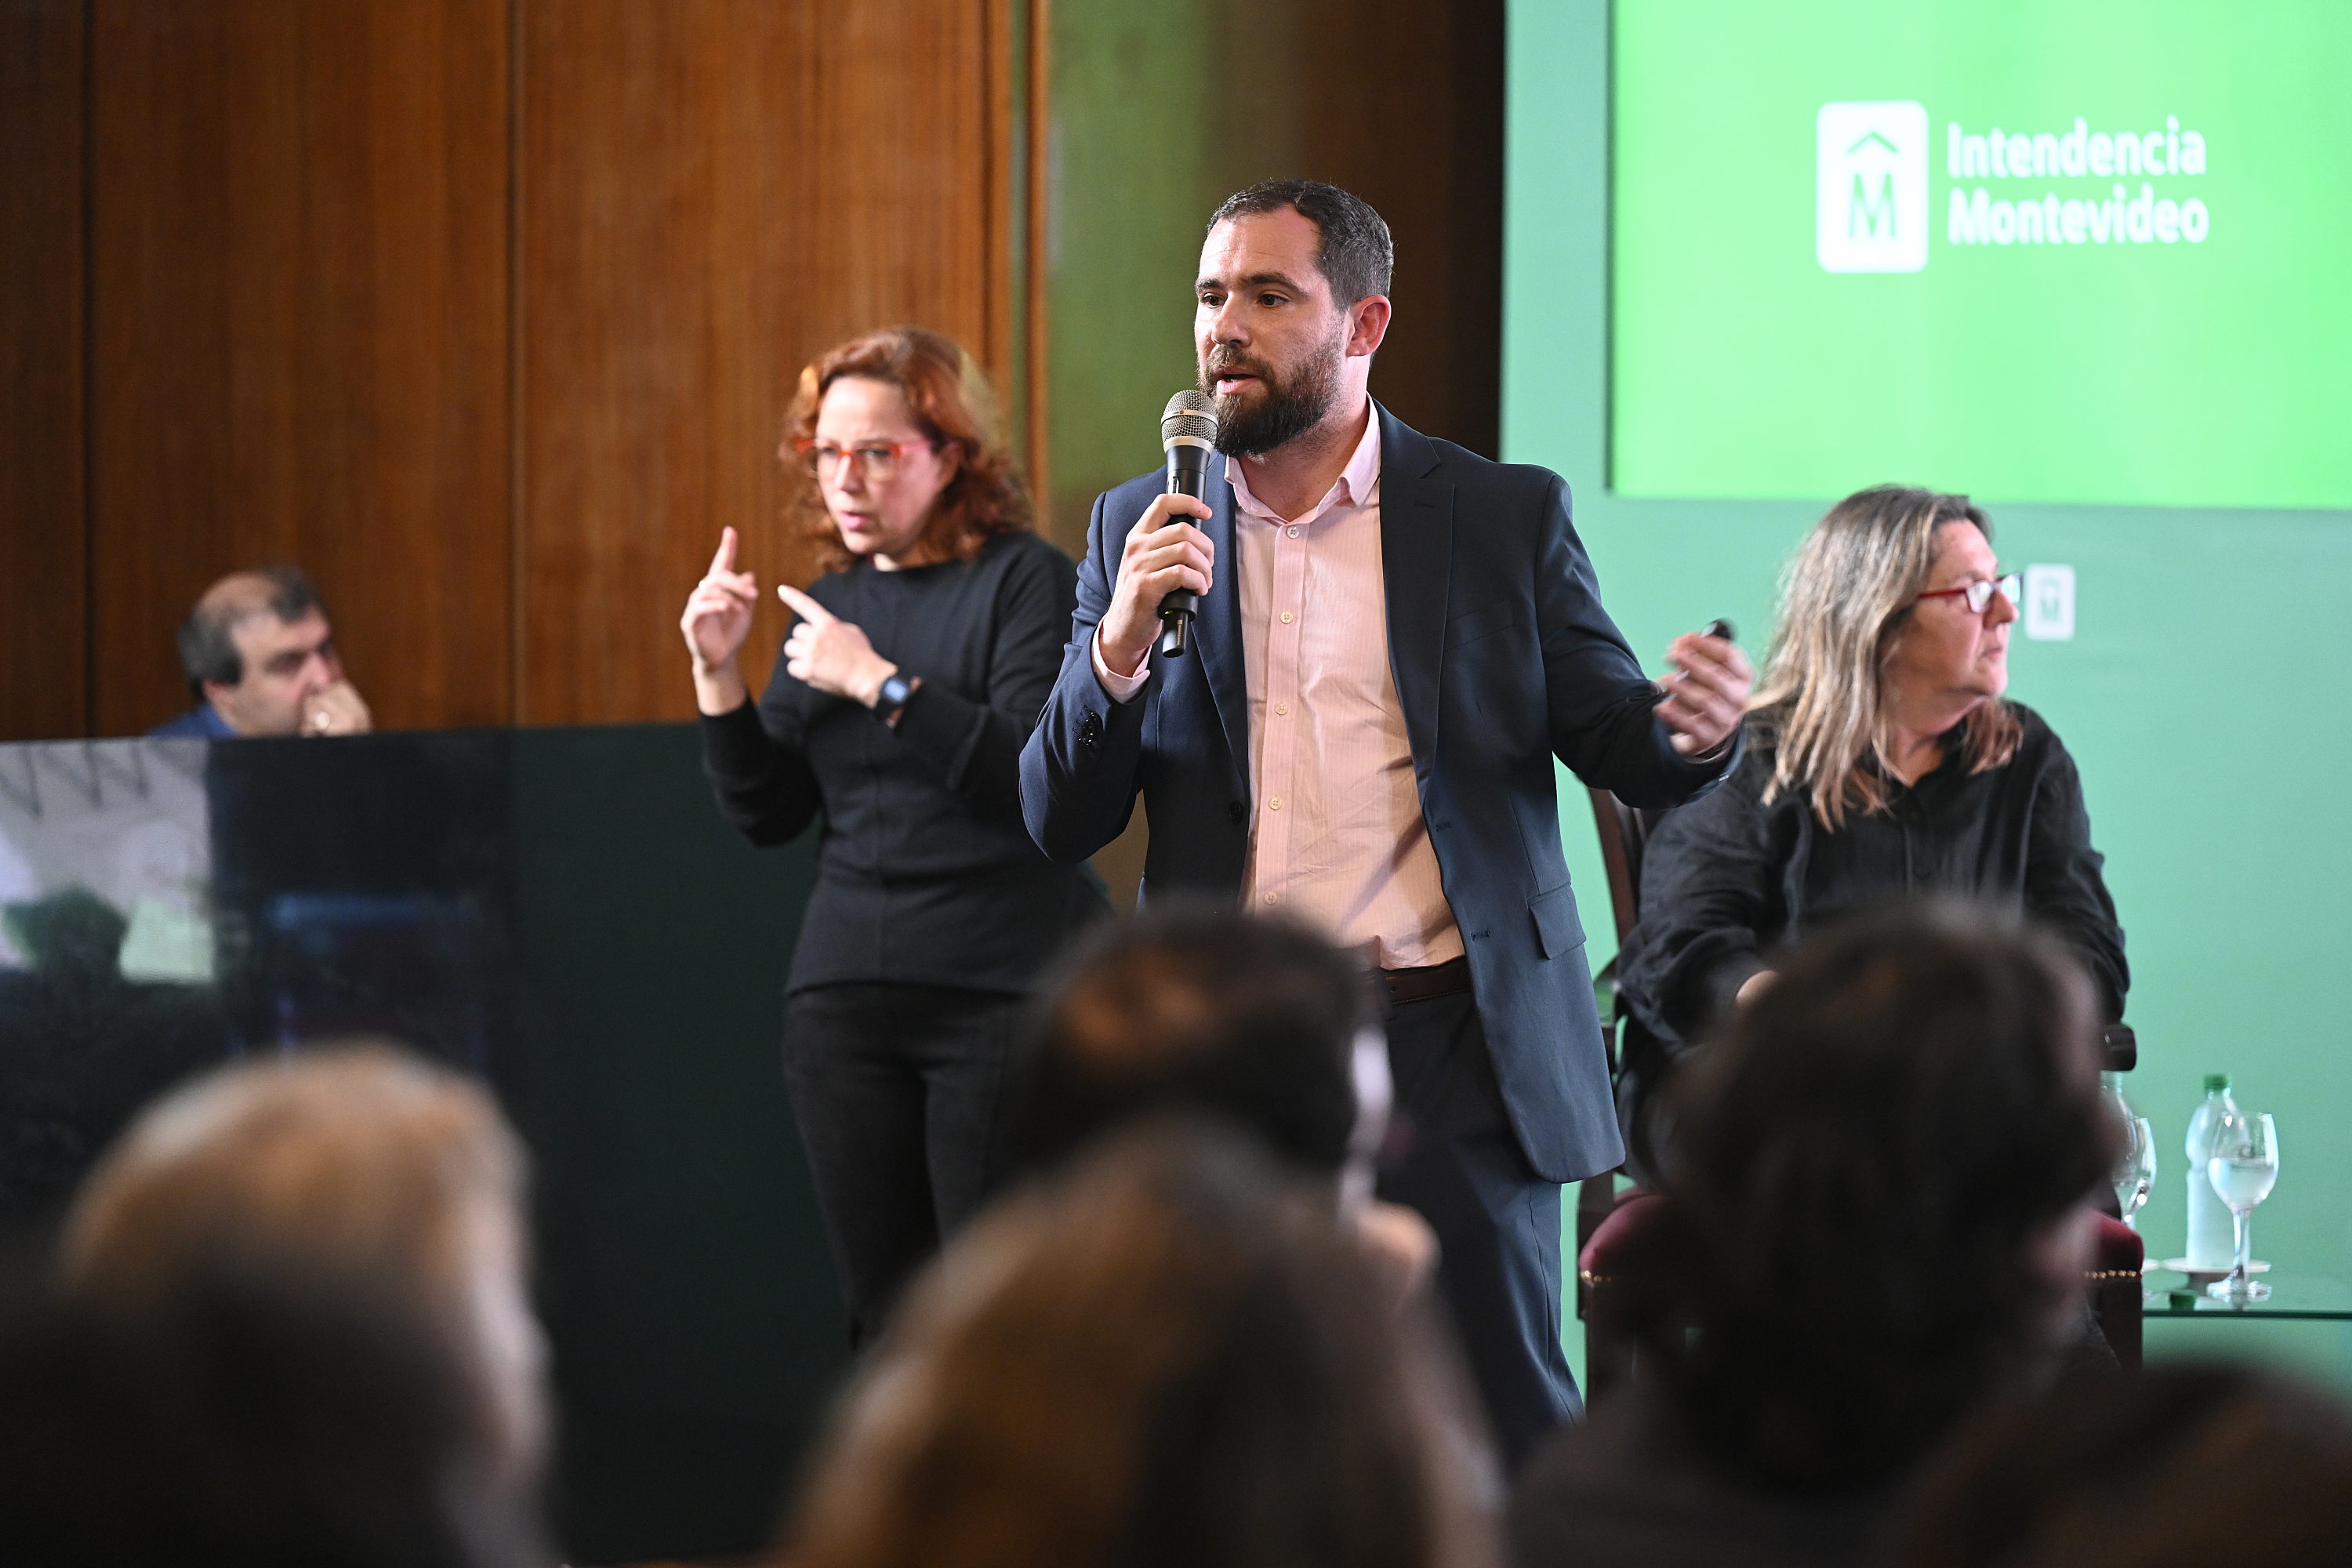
[681, 327, 1105, 1345]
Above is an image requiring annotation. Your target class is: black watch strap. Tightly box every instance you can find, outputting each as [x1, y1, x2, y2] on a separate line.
[873, 671, 920, 724]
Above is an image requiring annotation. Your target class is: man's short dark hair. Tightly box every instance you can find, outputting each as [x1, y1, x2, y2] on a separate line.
[1207, 180, 1394, 306]
[176, 566, 324, 699]
[1007, 907, 1377, 1183]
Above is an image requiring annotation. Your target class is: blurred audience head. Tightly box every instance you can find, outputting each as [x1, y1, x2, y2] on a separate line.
[1753, 484, 2022, 827]
[1009, 906, 1383, 1197]
[1879, 1362, 2352, 1568]
[24, 1044, 550, 1567]
[784, 325, 1033, 572]
[785, 1118, 1499, 1568]
[1624, 902, 2117, 1490]
[176, 565, 347, 735]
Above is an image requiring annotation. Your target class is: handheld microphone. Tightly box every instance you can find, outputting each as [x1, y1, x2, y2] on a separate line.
[1156, 390, 1218, 657]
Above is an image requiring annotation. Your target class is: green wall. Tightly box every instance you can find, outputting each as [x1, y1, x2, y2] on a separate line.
[1042, 6, 1221, 553]
[1507, 0, 2352, 1381]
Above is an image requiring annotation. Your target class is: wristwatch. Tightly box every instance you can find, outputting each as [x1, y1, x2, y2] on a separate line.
[873, 670, 922, 726]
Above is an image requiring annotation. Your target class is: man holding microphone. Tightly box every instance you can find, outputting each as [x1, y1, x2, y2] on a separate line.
[1019, 180, 1749, 1464]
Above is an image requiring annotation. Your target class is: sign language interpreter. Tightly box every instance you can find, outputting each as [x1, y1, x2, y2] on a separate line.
[678, 327, 1104, 1351]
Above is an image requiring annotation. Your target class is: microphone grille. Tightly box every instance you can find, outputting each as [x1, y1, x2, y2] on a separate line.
[1161, 388, 1218, 445]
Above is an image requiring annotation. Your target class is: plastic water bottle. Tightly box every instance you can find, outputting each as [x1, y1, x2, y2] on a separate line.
[2183, 1074, 2241, 1269]
[2100, 1072, 2134, 1130]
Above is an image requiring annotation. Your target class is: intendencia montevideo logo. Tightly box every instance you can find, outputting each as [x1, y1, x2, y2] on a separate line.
[1817, 100, 2211, 273]
[1946, 114, 2209, 248]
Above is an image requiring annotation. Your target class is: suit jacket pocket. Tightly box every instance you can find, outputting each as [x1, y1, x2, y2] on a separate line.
[1446, 601, 1526, 649]
[1529, 884, 1585, 959]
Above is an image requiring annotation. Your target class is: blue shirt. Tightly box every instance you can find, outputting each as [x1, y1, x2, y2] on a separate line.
[147, 705, 238, 739]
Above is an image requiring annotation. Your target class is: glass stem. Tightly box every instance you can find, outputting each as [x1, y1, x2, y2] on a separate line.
[2230, 1207, 2251, 1290]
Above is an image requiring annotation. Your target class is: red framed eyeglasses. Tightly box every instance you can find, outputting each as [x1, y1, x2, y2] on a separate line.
[791, 438, 937, 481]
[1912, 572, 2022, 615]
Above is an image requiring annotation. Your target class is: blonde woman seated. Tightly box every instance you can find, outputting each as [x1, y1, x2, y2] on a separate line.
[1613, 485, 2126, 1160]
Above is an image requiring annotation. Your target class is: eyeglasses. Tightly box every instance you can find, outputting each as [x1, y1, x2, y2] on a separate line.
[791, 438, 936, 481]
[1912, 572, 2022, 615]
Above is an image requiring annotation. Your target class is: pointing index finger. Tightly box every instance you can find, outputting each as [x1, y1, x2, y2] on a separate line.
[776, 583, 834, 624]
[710, 527, 739, 576]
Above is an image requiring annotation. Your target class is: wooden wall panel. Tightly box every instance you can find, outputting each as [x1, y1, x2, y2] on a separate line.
[516, 0, 1017, 724]
[0, 1, 88, 742]
[87, 0, 511, 736]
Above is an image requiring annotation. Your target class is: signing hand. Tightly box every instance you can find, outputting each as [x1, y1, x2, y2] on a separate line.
[777, 584, 895, 706]
[299, 680, 372, 737]
[681, 528, 760, 713]
[1097, 493, 1215, 678]
[1657, 627, 1753, 757]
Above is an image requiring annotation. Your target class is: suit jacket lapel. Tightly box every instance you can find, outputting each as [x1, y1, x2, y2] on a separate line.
[1377, 405, 1452, 764]
[1193, 474, 1250, 797]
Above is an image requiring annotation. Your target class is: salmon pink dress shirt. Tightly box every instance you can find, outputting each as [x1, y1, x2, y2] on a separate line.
[1093, 406, 1464, 970]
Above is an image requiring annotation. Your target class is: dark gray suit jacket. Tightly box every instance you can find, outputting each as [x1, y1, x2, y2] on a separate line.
[1018, 405, 1733, 1182]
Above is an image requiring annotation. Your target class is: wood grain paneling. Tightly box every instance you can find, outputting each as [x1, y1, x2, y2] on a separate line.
[88, 0, 511, 736]
[517, 0, 1020, 724]
[0, 1, 88, 742]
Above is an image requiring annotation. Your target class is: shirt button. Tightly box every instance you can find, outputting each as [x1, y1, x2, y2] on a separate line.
[1287, 525, 1301, 539]
[1269, 797, 1283, 810]
[1279, 611, 1294, 624]
[1275, 703, 1289, 717]
[1262, 891, 1279, 906]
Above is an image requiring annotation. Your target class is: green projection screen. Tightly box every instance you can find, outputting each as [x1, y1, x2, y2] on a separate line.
[1609, 1, 2352, 510]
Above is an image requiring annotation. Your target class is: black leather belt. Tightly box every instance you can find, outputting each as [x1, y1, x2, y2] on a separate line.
[1382, 956, 1472, 1006]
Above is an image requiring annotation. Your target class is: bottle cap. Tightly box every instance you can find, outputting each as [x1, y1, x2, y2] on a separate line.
[2205, 1073, 2230, 1094]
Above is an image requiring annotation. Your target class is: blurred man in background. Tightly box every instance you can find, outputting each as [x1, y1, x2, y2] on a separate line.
[150, 567, 372, 739]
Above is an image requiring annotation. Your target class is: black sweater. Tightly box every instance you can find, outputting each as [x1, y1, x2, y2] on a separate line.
[700, 531, 1106, 994]
[1617, 702, 2127, 1064]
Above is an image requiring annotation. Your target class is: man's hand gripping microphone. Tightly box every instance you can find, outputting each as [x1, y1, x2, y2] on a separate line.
[1156, 390, 1218, 658]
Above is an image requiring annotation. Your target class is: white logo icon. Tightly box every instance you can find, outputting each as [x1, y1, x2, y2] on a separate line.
[1817, 101, 1929, 272]
[2024, 564, 2075, 641]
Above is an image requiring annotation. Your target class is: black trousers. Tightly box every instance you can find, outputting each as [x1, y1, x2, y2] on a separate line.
[781, 982, 1025, 1347]
[1378, 988, 1582, 1471]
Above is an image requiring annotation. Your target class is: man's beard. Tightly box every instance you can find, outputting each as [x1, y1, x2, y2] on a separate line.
[1200, 331, 1345, 457]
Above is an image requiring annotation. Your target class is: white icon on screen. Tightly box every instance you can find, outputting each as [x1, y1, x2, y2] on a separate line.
[2024, 564, 2075, 641]
[1817, 101, 1929, 273]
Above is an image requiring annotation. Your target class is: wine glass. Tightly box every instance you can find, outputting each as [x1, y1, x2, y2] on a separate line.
[2111, 1114, 2155, 1229]
[2203, 1111, 2278, 1303]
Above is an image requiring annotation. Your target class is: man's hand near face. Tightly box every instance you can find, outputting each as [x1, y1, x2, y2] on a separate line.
[299, 679, 372, 736]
